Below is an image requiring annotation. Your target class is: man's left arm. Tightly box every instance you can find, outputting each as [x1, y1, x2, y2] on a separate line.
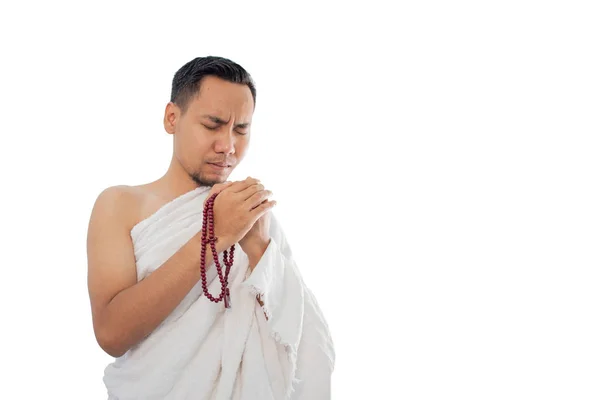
[241, 212, 335, 399]
[241, 238, 270, 313]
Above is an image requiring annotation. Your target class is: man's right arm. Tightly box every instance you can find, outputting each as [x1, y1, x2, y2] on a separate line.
[86, 186, 227, 358]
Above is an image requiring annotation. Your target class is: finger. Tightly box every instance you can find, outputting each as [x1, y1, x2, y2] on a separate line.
[246, 190, 273, 210]
[228, 177, 261, 193]
[250, 199, 277, 220]
[238, 183, 266, 201]
[209, 181, 233, 195]
[250, 198, 269, 210]
[250, 199, 268, 211]
[215, 181, 233, 189]
[204, 182, 234, 206]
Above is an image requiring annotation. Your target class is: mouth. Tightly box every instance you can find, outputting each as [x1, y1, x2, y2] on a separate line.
[208, 162, 231, 169]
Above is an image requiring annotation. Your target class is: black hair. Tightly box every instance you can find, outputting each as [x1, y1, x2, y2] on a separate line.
[170, 56, 256, 115]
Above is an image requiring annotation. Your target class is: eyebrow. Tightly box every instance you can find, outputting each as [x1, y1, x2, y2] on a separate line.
[201, 114, 250, 129]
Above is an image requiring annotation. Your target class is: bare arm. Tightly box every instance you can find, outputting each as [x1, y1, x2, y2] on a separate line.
[86, 186, 228, 358]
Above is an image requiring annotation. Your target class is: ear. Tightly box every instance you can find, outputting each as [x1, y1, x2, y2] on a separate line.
[163, 102, 178, 135]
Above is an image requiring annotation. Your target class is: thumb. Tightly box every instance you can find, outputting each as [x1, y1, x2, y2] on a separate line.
[213, 181, 233, 193]
[204, 181, 233, 204]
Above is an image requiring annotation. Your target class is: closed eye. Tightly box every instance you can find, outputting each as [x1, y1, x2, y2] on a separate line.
[203, 124, 247, 135]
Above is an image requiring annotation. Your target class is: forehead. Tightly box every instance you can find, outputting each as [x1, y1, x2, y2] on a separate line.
[188, 75, 254, 119]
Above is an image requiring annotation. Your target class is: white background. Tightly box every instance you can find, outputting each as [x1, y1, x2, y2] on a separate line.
[1, 1, 599, 399]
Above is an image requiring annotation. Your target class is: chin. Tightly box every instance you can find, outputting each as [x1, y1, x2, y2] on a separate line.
[191, 174, 217, 187]
[192, 172, 230, 187]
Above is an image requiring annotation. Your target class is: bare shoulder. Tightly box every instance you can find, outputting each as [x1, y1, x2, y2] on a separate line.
[86, 185, 149, 326]
[88, 185, 145, 231]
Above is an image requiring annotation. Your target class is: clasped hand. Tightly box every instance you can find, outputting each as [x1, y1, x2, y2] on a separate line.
[204, 177, 276, 262]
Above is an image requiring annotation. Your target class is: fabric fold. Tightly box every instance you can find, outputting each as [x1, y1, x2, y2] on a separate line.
[241, 235, 305, 398]
[103, 186, 335, 400]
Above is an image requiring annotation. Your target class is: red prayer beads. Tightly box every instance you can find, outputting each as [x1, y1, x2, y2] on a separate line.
[200, 192, 235, 308]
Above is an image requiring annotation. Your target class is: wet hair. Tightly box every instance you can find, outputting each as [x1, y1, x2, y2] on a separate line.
[170, 56, 256, 115]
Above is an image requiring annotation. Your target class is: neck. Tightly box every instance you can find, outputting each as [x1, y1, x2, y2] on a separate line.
[156, 154, 209, 198]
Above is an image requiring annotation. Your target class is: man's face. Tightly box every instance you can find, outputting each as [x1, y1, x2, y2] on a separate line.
[165, 75, 254, 186]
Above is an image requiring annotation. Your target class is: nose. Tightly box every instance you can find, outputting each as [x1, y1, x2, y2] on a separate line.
[213, 129, 235, 155]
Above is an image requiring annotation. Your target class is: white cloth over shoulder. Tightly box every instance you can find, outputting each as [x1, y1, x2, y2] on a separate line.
[103, 186, 335, 400]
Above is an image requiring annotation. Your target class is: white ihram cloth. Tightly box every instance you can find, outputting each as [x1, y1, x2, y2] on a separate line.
[103, 186, 335, 400]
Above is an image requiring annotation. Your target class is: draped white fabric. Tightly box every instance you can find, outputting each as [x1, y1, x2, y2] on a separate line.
[103, 186, 335, 400]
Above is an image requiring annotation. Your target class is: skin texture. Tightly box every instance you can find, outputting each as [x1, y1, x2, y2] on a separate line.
[87, 76, 275, 357]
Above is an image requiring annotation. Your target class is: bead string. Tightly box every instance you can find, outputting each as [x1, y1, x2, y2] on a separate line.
[200, 193, 235, 308]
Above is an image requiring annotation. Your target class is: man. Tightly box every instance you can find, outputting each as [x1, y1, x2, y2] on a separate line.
[86, 56, 335, 399]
